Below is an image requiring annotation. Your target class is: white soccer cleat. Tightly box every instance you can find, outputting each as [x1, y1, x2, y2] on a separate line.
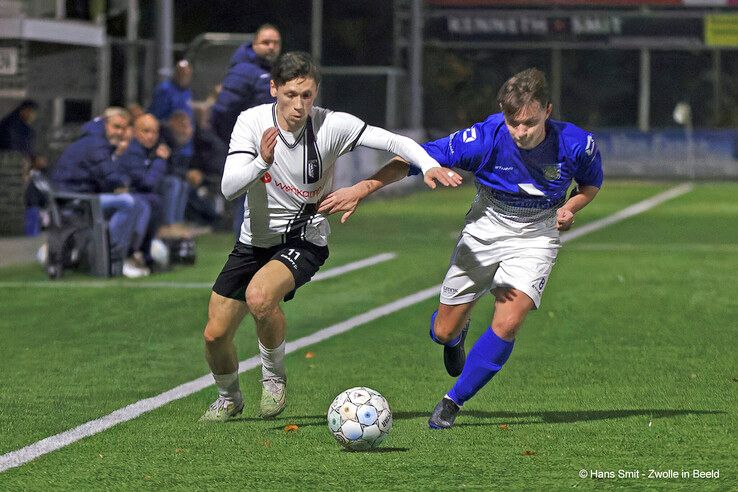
[199, 395, 244, 422]
[260, 378, 286, 419]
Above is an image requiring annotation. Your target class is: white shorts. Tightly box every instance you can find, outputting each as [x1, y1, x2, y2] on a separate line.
[440, 213, 560, 309]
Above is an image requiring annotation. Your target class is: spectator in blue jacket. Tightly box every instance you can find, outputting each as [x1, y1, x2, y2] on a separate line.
[210, 25, 280, 144]
[149, 60, 194, 171]
[159, 110, 194, 236]
[210, 23, 281, 236]
[51, 107, 149, 277]
[119, 113, 168, 268]
[149, 60, 194, 123]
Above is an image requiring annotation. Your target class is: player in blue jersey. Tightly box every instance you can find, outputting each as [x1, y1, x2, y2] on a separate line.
[319, 68, 603, 429]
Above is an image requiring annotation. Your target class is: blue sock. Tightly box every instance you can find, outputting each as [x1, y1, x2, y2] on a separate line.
[429, 309, 462, 347]
[447, 327, 514, 406]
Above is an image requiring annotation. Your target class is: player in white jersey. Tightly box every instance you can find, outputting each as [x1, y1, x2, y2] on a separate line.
[200, 52, 462, 421]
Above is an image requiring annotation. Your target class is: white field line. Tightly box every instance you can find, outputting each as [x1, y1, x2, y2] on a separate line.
[566, 243, 738, 253]
[0, 184, 692, 473]
[0, 253, 397, 289]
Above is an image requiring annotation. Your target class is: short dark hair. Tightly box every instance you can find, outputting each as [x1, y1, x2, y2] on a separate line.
[271, 51, 321, 87]
[18, 99, 38, 111]
[496, 68, 550, 116]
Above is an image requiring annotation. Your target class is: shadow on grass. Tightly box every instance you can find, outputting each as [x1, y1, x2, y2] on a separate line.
[405, 409, 727, 427]
[341, 447, 409, 453]
[257, 408, 725, 430]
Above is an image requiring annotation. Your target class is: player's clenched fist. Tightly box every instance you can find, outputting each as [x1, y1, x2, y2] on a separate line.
[260, 127, 279, 164]
[556, 208, 575, 231]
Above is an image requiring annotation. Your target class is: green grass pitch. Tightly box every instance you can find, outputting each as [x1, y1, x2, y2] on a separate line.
[0, 181, 736, 490]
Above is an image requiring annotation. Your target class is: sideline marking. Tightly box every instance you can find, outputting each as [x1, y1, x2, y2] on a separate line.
[0, 184, 693, 473]
[0, 253, 397, 290]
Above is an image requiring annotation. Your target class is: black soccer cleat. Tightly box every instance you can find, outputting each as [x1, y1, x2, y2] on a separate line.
[428, 397, 460, 429]
[443, 320, 470, 377]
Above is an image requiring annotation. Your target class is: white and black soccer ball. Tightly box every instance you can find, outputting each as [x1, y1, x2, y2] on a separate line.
[327, 387, 392, 451]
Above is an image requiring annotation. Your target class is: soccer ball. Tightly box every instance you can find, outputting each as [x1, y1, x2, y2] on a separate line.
[327, 387, 392, 451]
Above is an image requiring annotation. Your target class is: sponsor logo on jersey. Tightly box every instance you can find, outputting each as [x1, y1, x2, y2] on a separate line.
[448, 131, 459, 155]
[585, 135, 596, 156]
[260, 172, 272, 183]
[462, 127, 477, 143]
[442, 285, 459, 297]
[273, 179, 324, 198]
[544, 164, 561, 180]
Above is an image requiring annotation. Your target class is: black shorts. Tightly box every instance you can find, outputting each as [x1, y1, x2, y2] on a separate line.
[212, 240, 329, 302]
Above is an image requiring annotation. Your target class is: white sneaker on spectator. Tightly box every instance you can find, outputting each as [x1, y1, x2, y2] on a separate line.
[122, 258, 150, 278]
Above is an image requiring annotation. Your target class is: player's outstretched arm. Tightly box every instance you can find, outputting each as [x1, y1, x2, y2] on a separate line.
[556, 184, 599, 231]
[357, 126, 462, 189]
[318, 158, 409, 223]
[423, 166, 463, 190]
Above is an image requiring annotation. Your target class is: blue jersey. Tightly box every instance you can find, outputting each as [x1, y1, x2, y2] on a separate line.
[416, 113, 603, 210]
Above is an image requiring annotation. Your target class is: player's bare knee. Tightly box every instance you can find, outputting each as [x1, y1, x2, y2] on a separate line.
[433, 321, 458, 344]
[245, 286, 277, 320]
[203, 323, 227, 345]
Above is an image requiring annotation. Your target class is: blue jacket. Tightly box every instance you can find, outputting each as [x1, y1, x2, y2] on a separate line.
[118, 139, 167, 193]
[79, 117, 105, 138]
[0, 109, 35, 156]
[210, 44, 275, 143]
[51, 124, 129, 193]
[160, 126, 193, 179]
[148, 79, 194, 122]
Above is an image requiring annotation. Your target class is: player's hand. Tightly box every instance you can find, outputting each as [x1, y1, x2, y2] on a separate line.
[317, 185, 364, 223]
[423, 167, 463, 189]
[260, 127, 279, 164]
[556, 208, 575, 231]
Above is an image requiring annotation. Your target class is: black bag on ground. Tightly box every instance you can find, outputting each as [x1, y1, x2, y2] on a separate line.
[45, 210, 93, 279]
[163, 237, 196, 265]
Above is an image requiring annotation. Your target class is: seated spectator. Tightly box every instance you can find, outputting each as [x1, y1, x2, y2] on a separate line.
[118, 113, 168, 268]
[51, 107, 150, 278]
[186, 121, 228, 226]
[159, 110, 195, 236]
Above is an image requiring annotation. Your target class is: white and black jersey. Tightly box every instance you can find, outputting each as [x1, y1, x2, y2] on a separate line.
[221, 103, 440, 248]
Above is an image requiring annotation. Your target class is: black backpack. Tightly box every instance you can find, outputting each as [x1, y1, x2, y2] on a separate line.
[163, 237, 197, 265]
[45, 209, 93, 279]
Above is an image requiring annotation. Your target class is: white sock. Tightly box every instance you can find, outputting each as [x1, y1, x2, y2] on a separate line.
[259, 339, 286, 382]
[213, 371, 241, 402]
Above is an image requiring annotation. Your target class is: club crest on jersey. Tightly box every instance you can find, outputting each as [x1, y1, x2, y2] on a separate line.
[544, 164, 561, 181]
[260, 172, 272, 183]
[585, 135, 596, 156]
[306, 159, 319, 182]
